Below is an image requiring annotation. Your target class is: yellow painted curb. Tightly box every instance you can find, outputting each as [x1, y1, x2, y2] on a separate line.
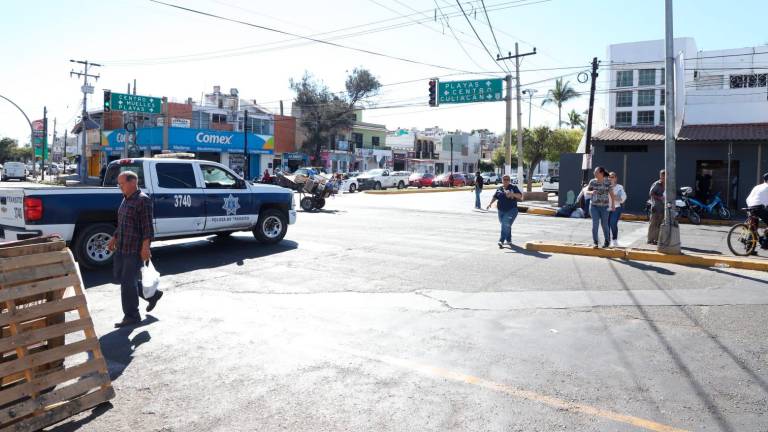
[524, 241, 768, 272]
[525, 207, 557, 216]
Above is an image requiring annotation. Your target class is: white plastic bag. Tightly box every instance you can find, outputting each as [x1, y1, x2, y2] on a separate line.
[140, 260, 160, 298]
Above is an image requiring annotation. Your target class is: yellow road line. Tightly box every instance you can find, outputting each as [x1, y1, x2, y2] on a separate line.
[339, 347, 689, 432]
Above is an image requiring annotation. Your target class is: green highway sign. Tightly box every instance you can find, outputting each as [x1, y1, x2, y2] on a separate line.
[438, 79, 504, 104]
[109, 92, 163, 114]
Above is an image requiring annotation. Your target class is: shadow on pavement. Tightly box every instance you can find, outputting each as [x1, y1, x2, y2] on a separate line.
[81, 238, 298, 288]
[682, 246, 723, 255]
[99, 315, 158, 381]
[608, 258, 676, 275]
[507, 244, 551, 258]
[607, 261, 736, 431]
[47, 401, 114, 432]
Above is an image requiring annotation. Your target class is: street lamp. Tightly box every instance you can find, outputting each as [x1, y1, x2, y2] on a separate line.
[0, 93, 35, 168]
[521, 89, 538, 129]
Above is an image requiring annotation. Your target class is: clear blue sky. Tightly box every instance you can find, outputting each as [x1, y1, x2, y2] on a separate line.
[1, 0, 766, 145]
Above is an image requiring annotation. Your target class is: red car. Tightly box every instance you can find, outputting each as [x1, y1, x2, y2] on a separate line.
[433, 172, 466, 187]
[409, 172, 435, 188]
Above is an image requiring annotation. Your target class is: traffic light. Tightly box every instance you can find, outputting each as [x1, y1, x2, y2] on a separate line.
[103, 90, 112, 112]
[428, 79, 438, 107]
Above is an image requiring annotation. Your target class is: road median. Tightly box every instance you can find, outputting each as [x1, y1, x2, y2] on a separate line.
[524, 240, 768, 272]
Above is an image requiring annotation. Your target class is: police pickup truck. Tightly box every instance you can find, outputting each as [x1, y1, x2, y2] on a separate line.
[0, 157, 296, 268]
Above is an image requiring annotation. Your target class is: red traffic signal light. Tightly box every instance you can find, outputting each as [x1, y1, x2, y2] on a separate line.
[428, 79, 438, 107]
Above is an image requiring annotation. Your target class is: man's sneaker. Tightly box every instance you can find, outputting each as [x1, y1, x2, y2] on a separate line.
[592, 243, 599, 249]
[498, 241, 504, 249]
[603, 242, 610, 248]
[610, 240, 618, 248]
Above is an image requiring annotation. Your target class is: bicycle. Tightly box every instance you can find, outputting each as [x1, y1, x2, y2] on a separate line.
[726, 207, 768, 256]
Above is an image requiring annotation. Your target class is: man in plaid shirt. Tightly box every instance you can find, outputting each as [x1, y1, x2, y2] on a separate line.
[107, 171, 163, 327]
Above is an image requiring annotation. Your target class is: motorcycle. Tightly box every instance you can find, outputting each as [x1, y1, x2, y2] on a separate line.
[685, 190, 731, 220]
[644, 187, 701, 225]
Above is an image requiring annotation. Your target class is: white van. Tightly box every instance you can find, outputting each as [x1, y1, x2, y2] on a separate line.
[2, 162, 27, 181]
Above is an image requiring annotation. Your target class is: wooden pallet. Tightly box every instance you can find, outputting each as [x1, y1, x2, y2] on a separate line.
[0, 237, 114, 432]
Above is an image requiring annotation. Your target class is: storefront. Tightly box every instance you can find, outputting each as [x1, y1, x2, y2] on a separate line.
[281, 152, 309, 173]
[101, 127, 274, 178]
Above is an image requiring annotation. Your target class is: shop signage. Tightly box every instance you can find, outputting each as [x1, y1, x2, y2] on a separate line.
[101, 127, 274, 154]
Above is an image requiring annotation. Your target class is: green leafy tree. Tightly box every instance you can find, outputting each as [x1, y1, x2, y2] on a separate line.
[504, 127, 582, 191]
[565, 109, 585, 129]
[542, 78, 580, 128]
[0, 137, 20, 163]
[12, 146, 34, 162]
[478, 160, 495, 173]
[491, 146, 518, 171]
[291, 68, 381, 162]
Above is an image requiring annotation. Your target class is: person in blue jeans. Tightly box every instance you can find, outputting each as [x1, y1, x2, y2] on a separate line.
[587, 167, 617, 248]
[607, 171, 627, 247]
[487, 175, 523, 247]
[473, 171, 484, 209]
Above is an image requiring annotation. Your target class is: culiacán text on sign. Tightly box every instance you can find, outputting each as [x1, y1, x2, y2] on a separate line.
[438, 79, 504, 104]
[109, 92, 163, 114]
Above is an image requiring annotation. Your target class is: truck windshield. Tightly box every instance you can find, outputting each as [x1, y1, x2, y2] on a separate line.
[366, 169, 384, 176]
[103, 163, 145, 187]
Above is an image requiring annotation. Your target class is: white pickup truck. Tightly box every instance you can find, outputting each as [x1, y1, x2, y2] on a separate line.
[0, 157, 296, 268]
[355, 169, 410, 191]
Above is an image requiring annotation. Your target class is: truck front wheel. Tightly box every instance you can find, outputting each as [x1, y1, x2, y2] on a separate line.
[374, 181, 382, 190]
[397, 181, 405, 189]
[74, 223, 116, 269]
[253, 209, 288, 244]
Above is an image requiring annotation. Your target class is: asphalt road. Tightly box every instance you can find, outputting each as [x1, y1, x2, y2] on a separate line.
[44, 189, 768, 431]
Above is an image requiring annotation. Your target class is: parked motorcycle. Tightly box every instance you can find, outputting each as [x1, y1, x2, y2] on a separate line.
[643, 187, 701, 225]
[685, 189, 731, 220]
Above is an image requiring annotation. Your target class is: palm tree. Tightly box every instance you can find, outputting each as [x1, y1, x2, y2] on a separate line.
[565, 109, 585, 129]
[542, 78, 580, 128]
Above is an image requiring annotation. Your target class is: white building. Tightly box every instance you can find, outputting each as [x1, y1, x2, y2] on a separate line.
[606, 38, 768, 128]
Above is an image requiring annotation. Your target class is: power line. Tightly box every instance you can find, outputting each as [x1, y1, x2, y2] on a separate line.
[431, 0, 490, 72]
[455, 0, 508, 73]
[106, 0, 545, 66]
[480, 0, 509, 71]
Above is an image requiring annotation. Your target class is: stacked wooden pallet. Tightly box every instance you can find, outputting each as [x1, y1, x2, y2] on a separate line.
[0, 237, 114, 432]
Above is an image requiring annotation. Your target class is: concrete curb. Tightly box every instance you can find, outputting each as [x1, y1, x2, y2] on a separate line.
[618, 213, 736, 226]
[524, 240, 768, 272]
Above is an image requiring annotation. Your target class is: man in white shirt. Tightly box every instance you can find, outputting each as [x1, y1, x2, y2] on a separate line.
[746, 173, 768, 225]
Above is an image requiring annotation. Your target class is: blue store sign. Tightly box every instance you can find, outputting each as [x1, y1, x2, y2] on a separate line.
[101, 127, 274, 155]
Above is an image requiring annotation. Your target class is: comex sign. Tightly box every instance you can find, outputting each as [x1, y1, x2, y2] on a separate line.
[196, 132, 233, 145]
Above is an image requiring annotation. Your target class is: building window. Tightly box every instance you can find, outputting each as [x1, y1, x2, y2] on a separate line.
[729, 73, 768, 88]
[352, 133, 363, 149]
[615, 111, 632, 127]
[637, 110, 655, 126]
[638, 89, 655, 106]
[616, 91, 633, 107]
[659, 90, 665, 106]
[212, 114, 227, 123]
[659, 110, 665, 125]
[639, 69, 656, 86]
[372, 136, 380, 147]
[616, 70, 633, 87]
[660, 68, 665, 85]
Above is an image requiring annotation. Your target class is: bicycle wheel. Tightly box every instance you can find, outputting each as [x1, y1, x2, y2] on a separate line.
[727, 223, 757, 256]
[718, 206, 731, 220]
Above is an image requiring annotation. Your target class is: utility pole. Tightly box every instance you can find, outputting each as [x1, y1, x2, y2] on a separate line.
[658, 0, 681, 254]
[450, 135, 454, 177]
[52, 117, 57, 164]
[63, 130, 68, 170]
[243, 109, 249, 180]
[522, 89, 538, 128]
[42, 107, 47, 182]
[583, 57, 600, 184]
[498, 44, 536, 187]
[162, 97, 169, 152]
[70, 60, 101, 182]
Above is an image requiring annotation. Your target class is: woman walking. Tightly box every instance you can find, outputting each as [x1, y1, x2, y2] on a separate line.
[487, 175, 523, 247]
[608, 172, 627, 247]
[587, 167, 617, 248]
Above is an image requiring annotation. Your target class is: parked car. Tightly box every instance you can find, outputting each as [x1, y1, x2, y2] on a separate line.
[481, 172, 500, 185]
[462, 173, 476, 187]
[542, 176, 559, 194]
[409, 172, 435, 188]
[356, 169, 409, 190]
[340, 172, 360, 193]
[2, 162, 27, 181]
[433, 172, 466, 187]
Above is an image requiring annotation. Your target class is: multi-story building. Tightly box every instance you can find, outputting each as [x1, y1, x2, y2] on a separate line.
[585, 38, 768, 211]
[439, 132, 481, 174]
[385, 128, 440, 173]
[92, 86, 296, 178]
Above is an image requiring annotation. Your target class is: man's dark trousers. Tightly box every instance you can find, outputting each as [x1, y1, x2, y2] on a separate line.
[114, 252, 144, 321]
